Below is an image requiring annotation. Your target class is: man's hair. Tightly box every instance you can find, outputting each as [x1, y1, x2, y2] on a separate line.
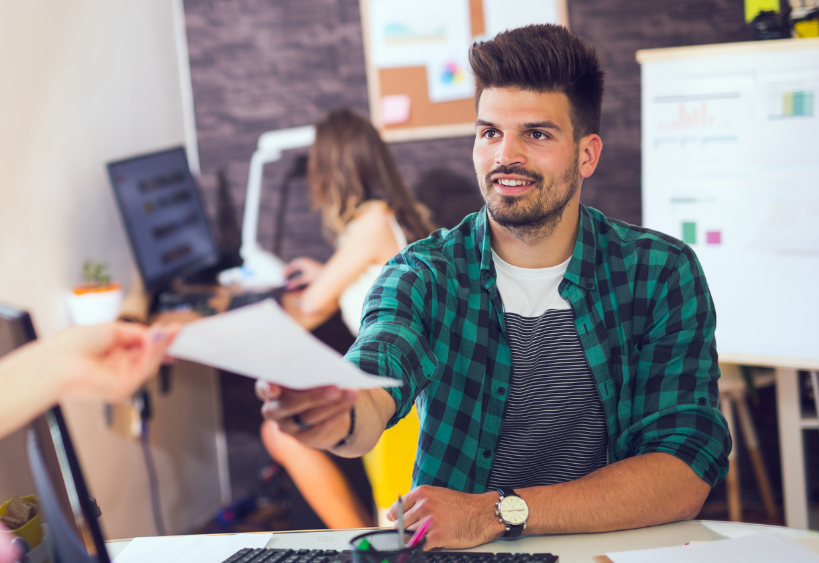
[469, 24, 605, 142]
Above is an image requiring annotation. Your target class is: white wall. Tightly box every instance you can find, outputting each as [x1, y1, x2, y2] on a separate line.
[0, 1, 225, 538]
[0, 1, 186, 326]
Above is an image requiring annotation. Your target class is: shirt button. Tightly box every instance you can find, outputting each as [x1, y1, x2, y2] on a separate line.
[483, 450, 492, 458]
[497, 387, 505, 396]
[698, 397, 707, 405]
[584, 280, 593, 289]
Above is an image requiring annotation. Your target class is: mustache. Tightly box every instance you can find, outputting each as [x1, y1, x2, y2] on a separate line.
[484, 164, 544, 185]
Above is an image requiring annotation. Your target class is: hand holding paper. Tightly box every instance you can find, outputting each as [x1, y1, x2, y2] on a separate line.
[167, 300, 400, 390]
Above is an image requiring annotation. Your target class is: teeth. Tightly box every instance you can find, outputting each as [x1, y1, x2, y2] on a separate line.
[498, 179, 530, 187]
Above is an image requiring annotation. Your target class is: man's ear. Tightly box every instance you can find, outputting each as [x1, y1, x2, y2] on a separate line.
[579, 134, 603, 179]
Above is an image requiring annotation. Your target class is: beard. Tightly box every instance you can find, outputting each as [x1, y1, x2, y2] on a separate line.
[479, 152, 580, 241]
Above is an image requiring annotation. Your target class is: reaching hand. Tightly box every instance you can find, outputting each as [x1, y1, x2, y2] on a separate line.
[255, 380, 358, 449]
[386, 486, 504, 549]
[47, 322, 179, 403]
[284, 257, 325, 289]
[0, 321, 180, 440]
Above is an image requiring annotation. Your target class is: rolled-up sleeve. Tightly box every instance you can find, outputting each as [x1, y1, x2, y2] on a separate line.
[344, 255, 439, 427]
[615, 246, 732, 487]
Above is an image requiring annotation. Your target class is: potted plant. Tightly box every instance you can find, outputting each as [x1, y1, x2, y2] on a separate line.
[66, 261, 123, 325]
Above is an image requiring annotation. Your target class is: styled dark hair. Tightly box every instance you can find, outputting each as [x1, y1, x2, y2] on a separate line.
[469, 24, 605, 142]
[308, 108, 434, 242]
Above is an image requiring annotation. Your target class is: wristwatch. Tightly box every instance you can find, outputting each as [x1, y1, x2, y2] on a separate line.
[494, 488, 529, 539]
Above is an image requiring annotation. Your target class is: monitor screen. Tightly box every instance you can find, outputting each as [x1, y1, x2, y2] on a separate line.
[107, 147, 218, 293]
[0, 304, 110, 562]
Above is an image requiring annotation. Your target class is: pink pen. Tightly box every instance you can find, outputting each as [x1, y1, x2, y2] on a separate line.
[407, 518, 431, 548]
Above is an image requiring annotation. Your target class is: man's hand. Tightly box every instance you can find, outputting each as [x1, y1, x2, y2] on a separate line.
[256, 381, 359, 449]
[386, 486, 505, 550]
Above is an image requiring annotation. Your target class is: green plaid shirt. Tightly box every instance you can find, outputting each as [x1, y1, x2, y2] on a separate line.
[345, 204, 731, 492]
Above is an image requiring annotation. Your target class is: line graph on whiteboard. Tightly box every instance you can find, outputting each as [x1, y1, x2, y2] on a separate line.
[651, 93, 741, 147]
[646, 88, 752, 172]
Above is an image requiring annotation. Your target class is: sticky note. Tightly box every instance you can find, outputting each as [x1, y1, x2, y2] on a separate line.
[381, 95, 411, 125]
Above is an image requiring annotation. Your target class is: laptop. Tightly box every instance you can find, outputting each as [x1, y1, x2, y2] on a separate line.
[0, 303, 109, 563]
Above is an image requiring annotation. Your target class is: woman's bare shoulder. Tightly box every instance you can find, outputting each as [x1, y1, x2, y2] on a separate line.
[348, 200, 393, 233]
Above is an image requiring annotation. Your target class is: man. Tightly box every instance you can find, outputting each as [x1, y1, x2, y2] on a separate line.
[258, 24, 730, 549]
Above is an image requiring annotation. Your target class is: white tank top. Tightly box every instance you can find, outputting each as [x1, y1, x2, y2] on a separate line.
[338, 213, 408, 335]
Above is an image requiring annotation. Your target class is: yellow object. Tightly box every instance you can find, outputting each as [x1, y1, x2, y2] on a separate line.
[745, 0, 780, 22]
[0, 495, 43, 549]
[795, 20, 819, 38]
[363, 405, 420, 515]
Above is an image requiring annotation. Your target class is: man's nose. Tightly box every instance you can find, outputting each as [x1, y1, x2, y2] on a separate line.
[496, 135, 526, 167]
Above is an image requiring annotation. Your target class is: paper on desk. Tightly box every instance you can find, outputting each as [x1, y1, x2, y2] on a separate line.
[606, 532, 819, 563]
[702, 520, 817, 540]
[112, 533, 273, 563]
[167, 300, 401, 389]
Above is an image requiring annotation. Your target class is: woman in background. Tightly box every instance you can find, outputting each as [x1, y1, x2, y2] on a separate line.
[260, 108, 432, 528]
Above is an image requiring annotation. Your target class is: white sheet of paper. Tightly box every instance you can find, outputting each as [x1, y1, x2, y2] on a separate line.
[606, 532, 819, 563]
[112, 533, 272, 563]
[702, 520, 817, 540]
[167, 300, 401, 390]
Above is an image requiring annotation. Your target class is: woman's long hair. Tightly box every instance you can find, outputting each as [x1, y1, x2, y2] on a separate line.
[308, 108, 434, 242]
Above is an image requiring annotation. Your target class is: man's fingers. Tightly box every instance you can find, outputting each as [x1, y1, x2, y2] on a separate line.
[260, 386, 347, 421]
[387, 486, 421, 523]
[290, 408, 351, 449]
[255, 380, 282, 401]
[275, 394, 357, 433]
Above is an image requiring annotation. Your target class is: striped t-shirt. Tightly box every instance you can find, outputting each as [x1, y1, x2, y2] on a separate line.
[486, 251, 608, 489]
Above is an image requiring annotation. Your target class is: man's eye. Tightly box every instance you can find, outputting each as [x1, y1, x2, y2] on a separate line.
[482, 130, 499, 138]
[530, 131, 549, 140]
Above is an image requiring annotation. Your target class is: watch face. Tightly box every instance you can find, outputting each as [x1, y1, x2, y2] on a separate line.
[500, 495, 529, 526]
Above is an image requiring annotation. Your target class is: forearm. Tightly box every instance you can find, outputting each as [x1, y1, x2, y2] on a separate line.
[0, 342, 62, 439]
[330, 387, 395, 458]
[519, 452, 710, 535]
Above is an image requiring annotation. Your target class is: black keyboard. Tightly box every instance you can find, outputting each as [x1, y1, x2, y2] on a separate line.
[227, 289, 283, 311]
[221, 548, 558, 563]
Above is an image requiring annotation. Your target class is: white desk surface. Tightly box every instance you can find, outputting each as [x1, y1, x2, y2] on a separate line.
[106, 520, 819, 563]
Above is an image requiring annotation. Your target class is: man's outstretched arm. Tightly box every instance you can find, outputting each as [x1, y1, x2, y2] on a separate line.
[388, 452, 710, 550]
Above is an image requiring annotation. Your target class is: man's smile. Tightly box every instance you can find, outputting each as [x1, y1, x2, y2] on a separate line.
[490, 174, 538, 196]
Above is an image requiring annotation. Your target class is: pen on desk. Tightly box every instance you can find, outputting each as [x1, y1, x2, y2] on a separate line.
[397, 495, 405, 549]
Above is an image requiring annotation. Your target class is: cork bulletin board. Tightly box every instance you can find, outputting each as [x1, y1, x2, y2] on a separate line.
[360, 0, 568, 142]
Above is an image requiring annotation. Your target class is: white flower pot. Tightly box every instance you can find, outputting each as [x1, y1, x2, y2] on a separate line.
[66, 285, 123, 326]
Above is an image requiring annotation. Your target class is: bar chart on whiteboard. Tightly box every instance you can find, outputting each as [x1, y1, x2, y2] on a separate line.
[640, 42, 819, 365]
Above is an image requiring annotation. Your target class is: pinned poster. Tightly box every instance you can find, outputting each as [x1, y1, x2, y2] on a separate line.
[426, 56, 474, 103]
[369, 0, 472, 83]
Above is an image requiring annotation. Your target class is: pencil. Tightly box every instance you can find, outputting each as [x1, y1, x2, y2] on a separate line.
[397, 495, 405, 549]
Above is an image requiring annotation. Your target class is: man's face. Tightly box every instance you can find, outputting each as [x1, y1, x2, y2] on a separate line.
[473, 88, 583, 235]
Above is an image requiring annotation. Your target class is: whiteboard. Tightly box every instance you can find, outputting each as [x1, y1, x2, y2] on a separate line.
[637, 39, 819, 369]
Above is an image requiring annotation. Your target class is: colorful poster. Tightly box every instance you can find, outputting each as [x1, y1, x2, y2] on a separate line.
[368, 0, 471, 69]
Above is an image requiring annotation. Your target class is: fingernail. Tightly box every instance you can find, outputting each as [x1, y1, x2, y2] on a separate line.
[150, 328, 166, 343]
[325, 387, 340, 399]
[344, 390, 358, 401]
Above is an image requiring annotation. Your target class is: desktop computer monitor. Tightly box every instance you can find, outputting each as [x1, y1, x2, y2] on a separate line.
[107, 147, 219, 294]
[0, 304, 110, 562]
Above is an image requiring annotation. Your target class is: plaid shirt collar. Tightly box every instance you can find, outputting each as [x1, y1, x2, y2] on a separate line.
[476, 204, 598, 290]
